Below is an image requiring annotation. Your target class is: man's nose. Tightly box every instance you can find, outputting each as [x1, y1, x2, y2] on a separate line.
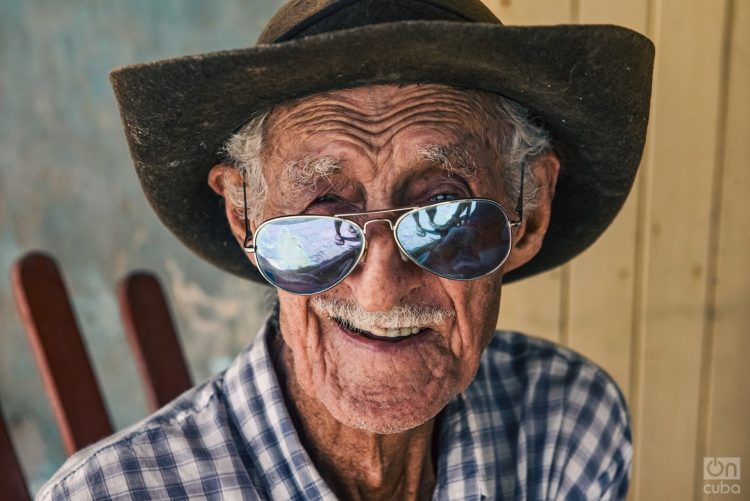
[344, 222, 421, 311]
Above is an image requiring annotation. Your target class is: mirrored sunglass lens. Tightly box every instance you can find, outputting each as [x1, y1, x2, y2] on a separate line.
[395, 200, 511, 279]
[254, 217, 364, 294]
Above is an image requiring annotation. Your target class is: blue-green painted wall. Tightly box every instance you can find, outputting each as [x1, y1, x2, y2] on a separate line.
[0, 0, 284, 493]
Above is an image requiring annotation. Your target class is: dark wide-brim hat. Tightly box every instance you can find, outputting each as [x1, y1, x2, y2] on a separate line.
[110, 0, 654, 284]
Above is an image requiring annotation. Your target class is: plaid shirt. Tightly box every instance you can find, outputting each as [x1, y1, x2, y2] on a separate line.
[38, 317, 631, 500]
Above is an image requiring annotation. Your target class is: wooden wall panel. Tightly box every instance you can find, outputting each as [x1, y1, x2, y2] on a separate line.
[567, 0, 650, 403]
[635, 1, 728, 499]
[698, 0, 750, 498]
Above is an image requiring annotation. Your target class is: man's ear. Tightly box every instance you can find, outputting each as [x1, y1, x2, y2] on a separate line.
[502, 151, 560, 273]
[207, 164, 248, 247]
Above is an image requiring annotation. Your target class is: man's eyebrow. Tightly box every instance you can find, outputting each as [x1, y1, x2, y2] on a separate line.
[283, 155, 343, 192]
[417, 144, 478, 179]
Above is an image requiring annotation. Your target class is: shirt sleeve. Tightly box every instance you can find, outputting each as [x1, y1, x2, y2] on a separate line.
[550, 363, 633, 500]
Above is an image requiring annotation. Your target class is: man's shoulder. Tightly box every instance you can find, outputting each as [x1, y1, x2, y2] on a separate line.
[480, 330, 627, 402]
[35, 374, 255, 500]
[472, 330, 632, 499]
[477, 330, 630, 424]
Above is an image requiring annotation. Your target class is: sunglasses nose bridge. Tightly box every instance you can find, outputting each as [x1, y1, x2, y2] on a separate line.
[361, 218, 394, 235]
[358, 218, 404, 264]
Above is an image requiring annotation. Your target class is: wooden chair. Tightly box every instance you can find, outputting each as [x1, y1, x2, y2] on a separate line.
[8, 251, 193, 493]
[117, 272, 192, 413]
[0, 401, 30, 501]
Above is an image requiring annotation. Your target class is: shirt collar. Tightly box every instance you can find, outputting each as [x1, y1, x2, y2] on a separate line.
[435, 380, 495, 500]
[223, 316, 336, 499]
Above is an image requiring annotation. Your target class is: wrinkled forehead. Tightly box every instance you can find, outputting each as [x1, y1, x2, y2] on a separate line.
[262, 83, 503, 164]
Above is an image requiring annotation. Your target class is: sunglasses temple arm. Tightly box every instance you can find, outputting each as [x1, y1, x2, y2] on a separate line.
[241, 169, 255, 251]
[510, 165, 525, 227]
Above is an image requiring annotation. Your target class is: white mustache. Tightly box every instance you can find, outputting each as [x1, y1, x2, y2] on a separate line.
[310, 297, 455, 330]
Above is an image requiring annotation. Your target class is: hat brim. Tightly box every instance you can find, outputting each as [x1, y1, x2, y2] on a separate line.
[110, 20, 653, 285]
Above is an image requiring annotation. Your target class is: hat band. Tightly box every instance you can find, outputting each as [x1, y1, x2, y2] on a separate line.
[267, 0, 499, 43]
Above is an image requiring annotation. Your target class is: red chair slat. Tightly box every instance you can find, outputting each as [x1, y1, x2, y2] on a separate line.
[0, 402, 30, 501]
[10, 252, 113, 455]
[117, 272, 192, 412]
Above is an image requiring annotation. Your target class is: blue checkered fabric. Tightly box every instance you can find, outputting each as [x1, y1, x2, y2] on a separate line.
[37, 318, 632, 500]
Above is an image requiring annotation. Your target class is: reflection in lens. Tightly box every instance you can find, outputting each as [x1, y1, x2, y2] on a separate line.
[254, 217, 364, 294]
[396, 200, 511, 279]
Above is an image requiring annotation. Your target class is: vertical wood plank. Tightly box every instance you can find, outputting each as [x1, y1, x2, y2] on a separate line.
[483, 0, 572, 345]
[486, 0, 572, 25]
[568, 0, 650, 402]
[628, 4, 662, 499]
[566, 205, 638, 393]
[699, 0, 750, 498]
[635, 1, 728, 499]
[563, 5, 652, 500]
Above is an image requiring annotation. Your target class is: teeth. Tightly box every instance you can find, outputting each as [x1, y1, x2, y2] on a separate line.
[371, 326, 386, 337]
[339, 318, 424, 339]
[381, 327, 422, 338]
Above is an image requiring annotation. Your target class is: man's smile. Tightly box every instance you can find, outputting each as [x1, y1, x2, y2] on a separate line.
[309, 295, 454, 352]
[332, 315, 426, 341]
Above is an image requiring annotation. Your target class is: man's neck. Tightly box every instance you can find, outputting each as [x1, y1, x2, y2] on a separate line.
[269, 331, 438, 501]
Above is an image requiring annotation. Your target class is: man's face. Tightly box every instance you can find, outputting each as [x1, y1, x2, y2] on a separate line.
[243, 84, 545, 433]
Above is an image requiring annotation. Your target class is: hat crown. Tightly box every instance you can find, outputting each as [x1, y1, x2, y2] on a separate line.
[258, 0, 501, 44]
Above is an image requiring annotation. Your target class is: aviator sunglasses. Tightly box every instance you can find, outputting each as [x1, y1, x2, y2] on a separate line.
[241, 167, 525, 295]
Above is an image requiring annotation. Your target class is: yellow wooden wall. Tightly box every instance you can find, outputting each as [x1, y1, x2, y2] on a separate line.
[482, 0, 750, 499]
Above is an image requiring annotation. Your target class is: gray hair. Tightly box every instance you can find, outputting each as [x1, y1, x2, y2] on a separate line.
[223, 91, 551, 224]
[224, 111, 271, 224]
[491, 95, 552, 211]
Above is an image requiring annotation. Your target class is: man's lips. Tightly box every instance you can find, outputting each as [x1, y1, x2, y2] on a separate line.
[331, 317, 427, 343]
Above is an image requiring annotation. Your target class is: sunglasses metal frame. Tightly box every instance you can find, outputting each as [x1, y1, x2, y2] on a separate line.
[239, 165, 526, 295]
[243, 199, 520, 295]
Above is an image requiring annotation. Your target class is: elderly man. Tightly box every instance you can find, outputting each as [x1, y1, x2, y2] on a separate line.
[38, 0, 653, 499]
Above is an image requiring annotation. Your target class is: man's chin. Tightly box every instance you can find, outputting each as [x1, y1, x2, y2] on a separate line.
[320, 387, 456, 435]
